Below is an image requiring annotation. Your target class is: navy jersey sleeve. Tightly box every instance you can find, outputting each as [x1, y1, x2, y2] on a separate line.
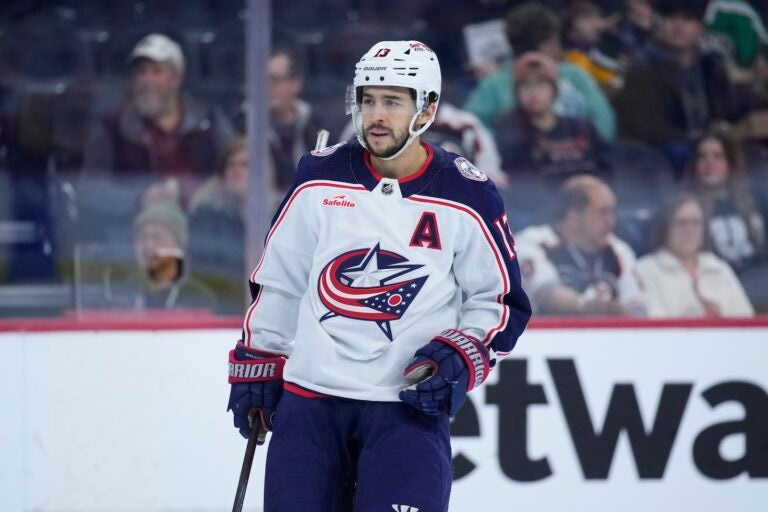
[452, 182, 532, 364]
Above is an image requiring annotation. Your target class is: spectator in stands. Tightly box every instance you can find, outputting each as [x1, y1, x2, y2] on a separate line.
[188, 137, 251, 314]
[612, 0, 742, 171]
[636, 193, 754, 317]
[495, 52, 611, 191]
[705, 0, 768, 86]
[268, 45, 322, 192]
[95, 185, 218, 310]
[599, 0, 656, 74]
[704, 1, 768, 115]
[685, 126, 767, 271]
[82, 33, 235, 202]
[515, 175, 646, 316]
[562, 1, 623, 91]
[463, 1, 616, 140]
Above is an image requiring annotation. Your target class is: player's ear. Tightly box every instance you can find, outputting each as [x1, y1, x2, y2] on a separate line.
[417, 102, 437, 126]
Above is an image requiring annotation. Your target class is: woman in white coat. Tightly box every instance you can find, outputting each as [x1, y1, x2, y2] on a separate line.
[636, 194, 754, 318]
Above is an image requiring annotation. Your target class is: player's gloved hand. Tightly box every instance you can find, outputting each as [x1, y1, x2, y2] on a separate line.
[227, 341, 287, 443]
[399, 329, 490, 416]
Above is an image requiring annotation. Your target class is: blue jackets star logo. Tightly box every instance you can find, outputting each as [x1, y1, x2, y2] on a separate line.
[318, 243, 428, 340]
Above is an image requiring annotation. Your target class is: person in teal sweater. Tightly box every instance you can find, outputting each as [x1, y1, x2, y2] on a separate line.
[463, 2, 616, 141]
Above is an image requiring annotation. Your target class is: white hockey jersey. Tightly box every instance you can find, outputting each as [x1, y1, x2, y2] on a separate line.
[243, 140, 531, 401]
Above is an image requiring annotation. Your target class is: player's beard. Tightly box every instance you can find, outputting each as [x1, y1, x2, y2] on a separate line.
[363, 123, 410, 159]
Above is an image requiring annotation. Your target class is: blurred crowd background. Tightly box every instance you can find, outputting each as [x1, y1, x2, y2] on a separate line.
[1, 0, 767, 319]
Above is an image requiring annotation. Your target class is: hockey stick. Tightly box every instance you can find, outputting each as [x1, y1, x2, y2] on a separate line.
[232, 414, 262, 512]
[232, 130, 327, 511]
[232, 131, 328, 511]
[315, 129, 329, 151]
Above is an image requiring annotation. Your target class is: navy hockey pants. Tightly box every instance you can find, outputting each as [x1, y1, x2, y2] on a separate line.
[264, 389, 452, 511]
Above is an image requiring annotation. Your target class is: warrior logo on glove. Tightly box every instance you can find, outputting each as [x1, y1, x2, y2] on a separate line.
[433, 329, 490, 389]
[227, 342, 287, 442]
[318, 243, 428, 340]
[400, 329, 491, 416]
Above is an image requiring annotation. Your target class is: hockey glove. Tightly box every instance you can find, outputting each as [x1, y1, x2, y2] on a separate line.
[227, 342, 287, 442]
[399, 329, 490, 416]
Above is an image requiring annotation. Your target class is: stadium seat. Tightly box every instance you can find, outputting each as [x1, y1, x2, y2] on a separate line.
[610, 138, 677, 208]
[48, 81, 103, 173]
[615, 206, 655, 256]
[272, 0, 350, 35]
[189, 80, 244, 132]
[0, 174, 57, 283]
[72, 175, 150, 245]
[353, 0, 425, 26]
[738, 261, 768, 314]
[312, 22, 420, 79]
[0, 18, 91, 91]
[141, 0, 216, 29]
[200, 19, 244, 84]
[743, 140, 768, 176]
[46, 0, 146, 29]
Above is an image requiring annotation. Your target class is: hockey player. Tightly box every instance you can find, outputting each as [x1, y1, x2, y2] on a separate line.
[226, 40, 531, 511]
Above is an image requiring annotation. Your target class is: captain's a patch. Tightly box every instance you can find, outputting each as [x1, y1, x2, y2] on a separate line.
[454, 157, 487, 181]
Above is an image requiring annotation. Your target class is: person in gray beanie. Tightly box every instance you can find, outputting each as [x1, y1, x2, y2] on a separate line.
[133, 198, 188, 288]
[92, 195, 217, 311]
[128, 197, 216, 309]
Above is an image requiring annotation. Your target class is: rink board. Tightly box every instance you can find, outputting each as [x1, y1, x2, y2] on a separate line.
[0, 322, 766, 511]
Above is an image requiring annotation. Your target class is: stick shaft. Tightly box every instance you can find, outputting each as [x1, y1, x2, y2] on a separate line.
[315, 129, 329, 151]
[232, 415, 262, 512]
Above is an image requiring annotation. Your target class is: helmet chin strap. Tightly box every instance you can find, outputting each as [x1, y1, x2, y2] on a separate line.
[354, 110, 436, 162]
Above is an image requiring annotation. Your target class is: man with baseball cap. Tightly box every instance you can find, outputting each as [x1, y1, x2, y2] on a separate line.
[129, 33, 185, 75]
[83, 33, 235, 203]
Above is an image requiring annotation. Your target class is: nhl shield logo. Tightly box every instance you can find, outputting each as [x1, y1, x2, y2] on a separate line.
[317, 244, 428, 341]
[454, 157, 487, 181]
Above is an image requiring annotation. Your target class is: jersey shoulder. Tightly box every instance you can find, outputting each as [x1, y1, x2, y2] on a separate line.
[517, 224, 559, 247]
[294, 139, 358, 186]
[424, 146, 505, 220]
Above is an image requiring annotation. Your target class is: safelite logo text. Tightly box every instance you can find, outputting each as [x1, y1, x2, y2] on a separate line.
[322, 195, 356, 208]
